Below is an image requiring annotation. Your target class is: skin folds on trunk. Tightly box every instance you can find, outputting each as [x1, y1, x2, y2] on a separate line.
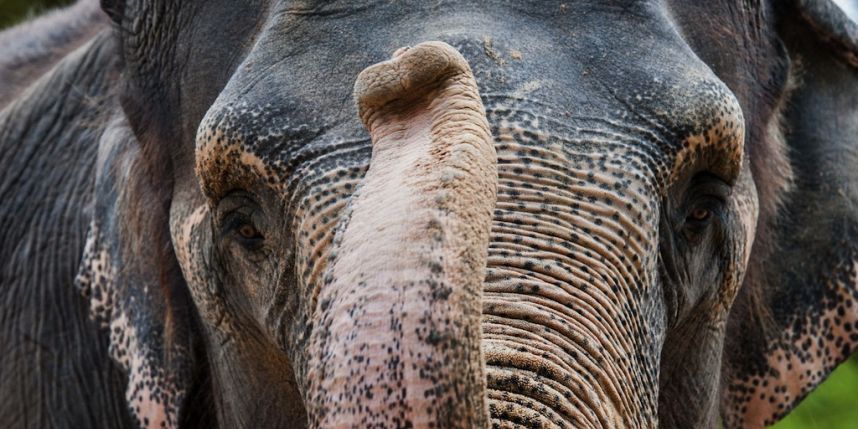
[306, 42, 497, 428]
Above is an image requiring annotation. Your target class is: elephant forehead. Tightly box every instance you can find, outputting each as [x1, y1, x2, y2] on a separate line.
[189, 23, 746, 201]
[663, 77, 746, 186]
[195, 127, 278, 193]
[193, 97, 371, 201]
[194, 92, 743, 210]
[195, 108, 286, 192]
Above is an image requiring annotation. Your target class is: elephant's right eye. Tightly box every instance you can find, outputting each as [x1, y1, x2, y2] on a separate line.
[238, 223, 262, 240]
[224, 214, 265, 249]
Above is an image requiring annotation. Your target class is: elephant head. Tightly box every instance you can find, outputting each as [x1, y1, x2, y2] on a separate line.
[66, 0, 858, 427]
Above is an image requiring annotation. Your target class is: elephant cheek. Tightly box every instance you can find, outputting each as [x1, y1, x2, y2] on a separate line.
[169, 204, 235, 336]
[714, 165, 759, 319]
[734, 167, 759, 272]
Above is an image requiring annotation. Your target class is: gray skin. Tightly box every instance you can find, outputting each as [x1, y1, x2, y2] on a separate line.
[1, 0, 858, 428]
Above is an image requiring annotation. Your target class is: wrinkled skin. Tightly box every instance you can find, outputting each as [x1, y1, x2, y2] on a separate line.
[2, 0, 858, 428]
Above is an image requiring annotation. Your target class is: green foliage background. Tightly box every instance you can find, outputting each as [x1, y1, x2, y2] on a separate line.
[1, 1, 857, 428]
[770, 357, 858, 429]
[0, 0, 72, 28]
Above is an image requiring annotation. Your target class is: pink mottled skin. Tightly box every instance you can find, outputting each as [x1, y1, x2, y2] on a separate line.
[307, 42, 496, 428]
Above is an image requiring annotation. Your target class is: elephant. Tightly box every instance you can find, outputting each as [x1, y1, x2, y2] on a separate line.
[1, 0, 857, 427]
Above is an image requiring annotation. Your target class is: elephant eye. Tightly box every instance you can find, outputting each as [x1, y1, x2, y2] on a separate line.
[216, 192, 267, 249]
[238, 223, 262, 240]
[682, 198, 720, 242]
[221, 210, 265, 249]
[231, 219, 265, 249]
[681, 173, 730, 241]
[688, 207, 712, 222]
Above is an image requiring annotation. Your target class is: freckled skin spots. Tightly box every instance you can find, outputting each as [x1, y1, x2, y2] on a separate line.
[76, 222, 114, 328]
[77, 225, 183, 429]
[9, 2, 855, 429]
[185, 34, 756, 428]
[725, 263, 858, 428]
[71, 113, 195, 429]
[306, 42, 496, 427]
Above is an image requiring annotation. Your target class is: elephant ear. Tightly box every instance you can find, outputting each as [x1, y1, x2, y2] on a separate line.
[722, 0, 858, 427]
[75, 112, 200, 429]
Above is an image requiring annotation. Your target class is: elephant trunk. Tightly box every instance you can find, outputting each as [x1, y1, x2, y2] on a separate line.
[306, 42, 496, 428]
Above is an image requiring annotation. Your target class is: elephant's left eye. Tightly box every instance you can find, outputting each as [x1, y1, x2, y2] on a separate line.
[681, 174, 730, 242]
[682, 198, 722, 242]
[688, 206, 712, 223]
